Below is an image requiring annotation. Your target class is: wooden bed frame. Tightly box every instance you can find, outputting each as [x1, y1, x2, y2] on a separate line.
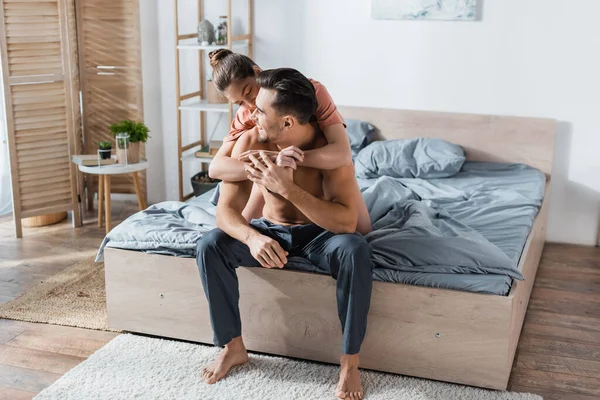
[104, 107, 556, 390]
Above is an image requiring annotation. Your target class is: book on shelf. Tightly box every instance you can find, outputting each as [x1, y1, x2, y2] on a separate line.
[194, 141, 222, 158]
[72, 154, 117, 166]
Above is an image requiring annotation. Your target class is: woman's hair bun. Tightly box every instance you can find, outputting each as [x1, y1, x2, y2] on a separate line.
[208, 49, 233, 68]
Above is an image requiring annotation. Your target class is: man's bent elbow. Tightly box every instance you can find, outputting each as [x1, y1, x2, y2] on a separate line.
[207, 163, 219, 180]
[329, 217, 358, 234]
[215, 213, 225, 230]
[342, 152, 353, 167]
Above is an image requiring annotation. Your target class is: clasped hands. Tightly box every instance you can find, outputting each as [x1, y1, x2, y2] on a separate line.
[238, 146, 304, 196]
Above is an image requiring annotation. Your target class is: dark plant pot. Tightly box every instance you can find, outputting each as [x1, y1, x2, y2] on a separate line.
[98, 149, 112, 159]
[191, 171, 220, 197]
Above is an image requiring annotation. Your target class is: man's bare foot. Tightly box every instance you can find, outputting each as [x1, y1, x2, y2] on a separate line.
[201, 336, 249, 384]
[336, 354, 364, 399]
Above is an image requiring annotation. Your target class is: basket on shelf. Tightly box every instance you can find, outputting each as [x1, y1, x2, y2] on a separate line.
[206, 80, 227, 104]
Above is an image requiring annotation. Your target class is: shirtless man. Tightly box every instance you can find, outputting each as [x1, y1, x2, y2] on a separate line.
[196, 68, 373, 399]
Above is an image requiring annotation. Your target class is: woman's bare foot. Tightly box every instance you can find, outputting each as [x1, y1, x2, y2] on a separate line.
[336, 354, 364, 399]
[201, 336, 249, 384]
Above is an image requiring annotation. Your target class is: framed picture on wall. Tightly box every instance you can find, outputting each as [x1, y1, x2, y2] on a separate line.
[372, 0, 478, 21]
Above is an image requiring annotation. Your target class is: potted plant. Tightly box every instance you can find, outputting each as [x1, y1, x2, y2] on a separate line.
[98, 141, 112, 160]
[109, 120, 150, 164]
[191, 171, 220, 197]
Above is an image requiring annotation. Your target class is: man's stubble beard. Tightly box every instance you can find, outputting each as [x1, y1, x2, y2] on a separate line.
[257, 127, 283, 144]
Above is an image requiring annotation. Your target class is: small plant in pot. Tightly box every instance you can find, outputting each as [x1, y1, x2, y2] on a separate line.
[109, 120, 150, 164]
[98, 141, 112, 160]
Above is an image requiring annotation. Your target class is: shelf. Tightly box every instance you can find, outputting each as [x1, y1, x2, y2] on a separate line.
[179, 99, 229, 113]
[177, 40, 248, 51]
[181, 153, 214, 163]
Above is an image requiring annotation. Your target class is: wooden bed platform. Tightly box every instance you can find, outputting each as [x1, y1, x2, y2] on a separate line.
[104, 107, 556, 390]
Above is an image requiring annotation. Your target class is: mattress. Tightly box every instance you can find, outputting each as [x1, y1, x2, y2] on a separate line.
[97, 162, 546, 296]
[187, 162, 545, 295]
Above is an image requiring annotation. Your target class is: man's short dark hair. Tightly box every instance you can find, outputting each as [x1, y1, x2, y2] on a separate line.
[256, 68, 317, 124]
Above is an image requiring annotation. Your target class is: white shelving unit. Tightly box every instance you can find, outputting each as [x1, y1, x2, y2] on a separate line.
[180, 154, 215, 163]
[177, 41, 248, 51]
[174, 0, 253, 200]
[179, 99, 230, 113]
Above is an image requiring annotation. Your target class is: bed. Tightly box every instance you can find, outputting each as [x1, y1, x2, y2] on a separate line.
[103, 107, 555, 390]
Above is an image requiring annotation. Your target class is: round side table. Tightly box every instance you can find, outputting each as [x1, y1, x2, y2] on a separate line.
[76, 161, 149, 234]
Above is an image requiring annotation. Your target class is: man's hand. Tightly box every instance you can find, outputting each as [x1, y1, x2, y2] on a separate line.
[245, 152, 295, 195]
[246, 233, 288, 268]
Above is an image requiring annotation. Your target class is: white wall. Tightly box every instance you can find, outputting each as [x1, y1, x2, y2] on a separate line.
[143, 0, 600, 245]
[251, 0, 600, 246]
[139, 0, 165, 205]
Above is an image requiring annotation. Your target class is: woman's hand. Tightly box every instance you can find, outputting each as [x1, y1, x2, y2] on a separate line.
[239, 146, 304, 169]
[239, 150, 278, 163]
[275, 146, 304, 170]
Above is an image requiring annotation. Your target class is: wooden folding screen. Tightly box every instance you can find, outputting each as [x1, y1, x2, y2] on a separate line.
[0, 0, 82, 237]
[75, 0, 145, 209]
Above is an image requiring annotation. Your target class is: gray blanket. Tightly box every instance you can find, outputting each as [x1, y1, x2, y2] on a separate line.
[95, 201, 216, 261]
[96, 162, 546, 288]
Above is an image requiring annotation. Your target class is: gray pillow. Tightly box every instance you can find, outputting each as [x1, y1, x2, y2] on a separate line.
[346, 119, 377, 158]
[355, 138, 465, 179]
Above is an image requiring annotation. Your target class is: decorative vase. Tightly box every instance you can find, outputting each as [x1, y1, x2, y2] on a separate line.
[207, 80, 227, 104]
[117, 142, 140, 164]
[215, 16, 227, 45]
[197, 19, 215, 45]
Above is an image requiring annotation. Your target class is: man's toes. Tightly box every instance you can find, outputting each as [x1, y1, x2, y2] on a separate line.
[206, 373, 218, 384]
[203, 371, 214, 382]
[335, 390, 347, 399]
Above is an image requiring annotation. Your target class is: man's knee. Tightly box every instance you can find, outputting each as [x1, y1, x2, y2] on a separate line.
[196, 229, 231, 259]
[330, 234, 372, 265]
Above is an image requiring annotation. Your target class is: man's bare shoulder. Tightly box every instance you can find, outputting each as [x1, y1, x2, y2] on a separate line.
[231, 127, 271, 158]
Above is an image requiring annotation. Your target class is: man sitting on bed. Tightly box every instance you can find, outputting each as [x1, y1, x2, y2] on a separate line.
[195, 68, 373, 399]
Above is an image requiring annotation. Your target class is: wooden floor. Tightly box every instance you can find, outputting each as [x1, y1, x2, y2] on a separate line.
[0, 201, 598, 399]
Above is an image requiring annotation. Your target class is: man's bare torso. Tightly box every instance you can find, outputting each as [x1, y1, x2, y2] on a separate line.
[246, 127, 328, 226]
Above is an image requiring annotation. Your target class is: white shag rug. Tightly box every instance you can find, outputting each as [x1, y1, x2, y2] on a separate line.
[34, 334, 542, 400]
